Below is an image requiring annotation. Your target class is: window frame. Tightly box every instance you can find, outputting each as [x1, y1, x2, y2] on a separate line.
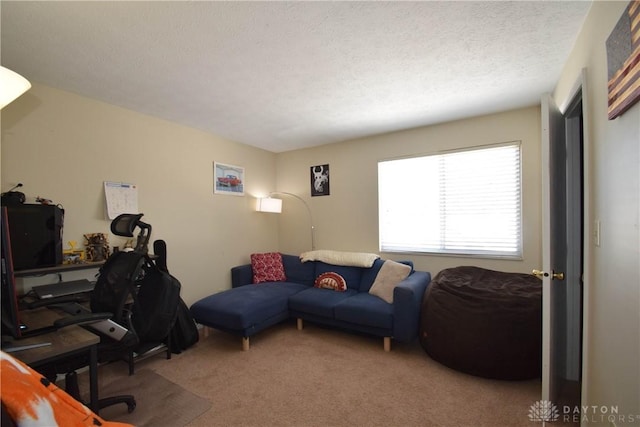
[378, 141, 523, 260]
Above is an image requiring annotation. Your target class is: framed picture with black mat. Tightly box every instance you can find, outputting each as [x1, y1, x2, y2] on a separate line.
[310, 164, 330, 196]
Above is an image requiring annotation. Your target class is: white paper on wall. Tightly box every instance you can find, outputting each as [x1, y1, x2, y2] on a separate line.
[104, 181, 138, 220]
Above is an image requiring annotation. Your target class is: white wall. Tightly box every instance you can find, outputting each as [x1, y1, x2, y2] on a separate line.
[276, 106, 542, 276]
[554, 1, 640, 422]
[1, 84, 280, 305]
[2, 89, 542, 308]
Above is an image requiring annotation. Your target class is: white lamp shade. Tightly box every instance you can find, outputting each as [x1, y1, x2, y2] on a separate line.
[0, 66, 31, 109]
[256, 197, 282, 213]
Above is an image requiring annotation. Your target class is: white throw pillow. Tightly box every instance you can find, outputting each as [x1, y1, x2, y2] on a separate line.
[369, 260, 412, 303]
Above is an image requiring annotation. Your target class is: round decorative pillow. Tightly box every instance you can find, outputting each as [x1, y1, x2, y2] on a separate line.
[314, 272, 347, 292]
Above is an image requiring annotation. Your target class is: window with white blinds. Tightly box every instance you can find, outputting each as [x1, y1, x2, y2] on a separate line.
[378, 142, 522, 258]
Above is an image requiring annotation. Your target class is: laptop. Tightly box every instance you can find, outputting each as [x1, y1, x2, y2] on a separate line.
[32, 279, 95, 299]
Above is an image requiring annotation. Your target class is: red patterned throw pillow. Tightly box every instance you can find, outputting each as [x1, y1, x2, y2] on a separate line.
[251, 252, 286, 284]
[314, 272, 347, 292]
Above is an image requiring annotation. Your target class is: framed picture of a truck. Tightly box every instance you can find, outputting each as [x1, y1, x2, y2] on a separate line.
[214, 162, 244, 196]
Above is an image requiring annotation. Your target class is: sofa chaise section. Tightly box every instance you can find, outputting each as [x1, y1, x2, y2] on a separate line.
[189, 281, 308, 350]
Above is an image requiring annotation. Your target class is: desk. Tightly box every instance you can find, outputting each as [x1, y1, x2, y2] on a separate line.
[14, 261, 105, 277]
[9, 308, 100, 412]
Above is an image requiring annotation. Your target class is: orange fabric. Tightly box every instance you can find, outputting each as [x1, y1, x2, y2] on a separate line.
[0, 351, 133, 427]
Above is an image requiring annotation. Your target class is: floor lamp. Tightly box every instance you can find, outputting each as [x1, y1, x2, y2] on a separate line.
[256, 192, 316, 250]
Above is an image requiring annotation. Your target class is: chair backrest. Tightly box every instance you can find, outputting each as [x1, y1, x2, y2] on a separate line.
[110, 213, 151, 254]
[90, 251, 146, 323]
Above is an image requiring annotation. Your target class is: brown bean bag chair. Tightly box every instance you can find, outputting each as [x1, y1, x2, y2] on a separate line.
[420, 266, 542, 380]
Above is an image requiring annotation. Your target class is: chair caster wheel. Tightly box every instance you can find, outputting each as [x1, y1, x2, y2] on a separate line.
[127, 401, 136, 413]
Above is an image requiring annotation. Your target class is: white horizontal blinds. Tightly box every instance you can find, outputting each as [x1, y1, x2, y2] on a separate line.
[378, 156, 440, 252]
[378, 142, 522, 257]
[440, 144, 521, 255]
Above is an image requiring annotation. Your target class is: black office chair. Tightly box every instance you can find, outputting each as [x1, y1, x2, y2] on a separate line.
[92, 214, 181, 375]
[43, 213, 181, 412]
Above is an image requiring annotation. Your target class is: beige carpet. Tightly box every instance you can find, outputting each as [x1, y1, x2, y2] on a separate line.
[91, 320, 541, 427]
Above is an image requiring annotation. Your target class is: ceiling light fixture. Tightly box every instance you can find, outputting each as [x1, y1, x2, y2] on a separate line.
[0, 66, 31, 109]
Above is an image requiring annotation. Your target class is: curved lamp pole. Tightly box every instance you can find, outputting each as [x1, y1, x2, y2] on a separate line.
[257, 191, 316, 250]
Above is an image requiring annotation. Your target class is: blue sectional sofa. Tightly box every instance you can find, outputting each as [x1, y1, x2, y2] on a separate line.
[190, 253, 431, 351]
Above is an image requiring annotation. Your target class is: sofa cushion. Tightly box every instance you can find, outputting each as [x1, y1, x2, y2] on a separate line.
[334, 293, 394, 330]
[368, 260, 412, 303]
[314, 262, 363, 291]
[358, 258, 386, 292]
[289, 287, 358, 318]
[251, 252, 286, 284]
[282, 254, 315, 287]
[314, 272, 347, 292]
[191, 282, 306, 330]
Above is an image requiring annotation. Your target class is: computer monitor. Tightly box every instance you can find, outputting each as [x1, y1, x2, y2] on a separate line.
[5, 204, 64, 270]
[1, 207, 59, 341]
[1, 207, 24, 338]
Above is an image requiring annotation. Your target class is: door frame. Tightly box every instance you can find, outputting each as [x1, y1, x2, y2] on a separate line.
[541, 68, 592, 408]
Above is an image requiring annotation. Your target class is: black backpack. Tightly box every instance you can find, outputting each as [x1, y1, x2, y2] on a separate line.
[152, 240, 199, 353]
[133, 260, 181, 343]
[168, 298, 199, 354]
[91, 251, 181, 345]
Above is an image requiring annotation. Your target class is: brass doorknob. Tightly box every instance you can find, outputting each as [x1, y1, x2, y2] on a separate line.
[532, 269, 548, 279]
[532, 269, 565, 280]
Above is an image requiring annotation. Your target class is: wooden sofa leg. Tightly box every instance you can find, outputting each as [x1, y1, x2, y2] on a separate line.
[297, 318, 304, 330]
[242, 337, 250, 351]
[383, 337, 391, 352]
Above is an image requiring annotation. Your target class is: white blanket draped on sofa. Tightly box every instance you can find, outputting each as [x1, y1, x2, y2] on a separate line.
[299, 250, 379, 268]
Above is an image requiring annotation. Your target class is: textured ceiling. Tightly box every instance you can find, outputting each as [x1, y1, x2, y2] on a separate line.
[1, 1, 591, 153]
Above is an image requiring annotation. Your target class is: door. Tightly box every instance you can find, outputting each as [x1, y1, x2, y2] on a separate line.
[540, 87, 584, 420]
